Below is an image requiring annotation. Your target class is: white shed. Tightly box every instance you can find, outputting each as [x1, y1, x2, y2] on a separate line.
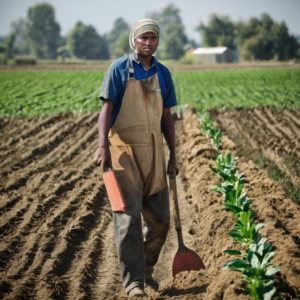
[193, 47, 233, 64]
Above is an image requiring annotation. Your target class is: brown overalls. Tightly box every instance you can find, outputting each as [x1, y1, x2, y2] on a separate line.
[110, 55, 170, 294]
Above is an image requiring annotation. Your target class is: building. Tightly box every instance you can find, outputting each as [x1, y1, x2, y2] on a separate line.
[193, 47, 233, 64]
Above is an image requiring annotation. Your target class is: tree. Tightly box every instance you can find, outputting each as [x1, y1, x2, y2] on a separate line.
[199, 13, 299, 61]
[5, 32, 16, 59]
[11, 19, 30, 55]
[161, 23, 187, 59]
[273, 21, 299, 60]
[114, 33, 131, 58]
[147, 4, 182, 43]
[237, 14, 299, 61]
[196, 14, 236, 50]
[67, 21, 109, 59]
[147, 4, 188, 59]
[106, 18, 130, 55]
[26, 2, 60, 59]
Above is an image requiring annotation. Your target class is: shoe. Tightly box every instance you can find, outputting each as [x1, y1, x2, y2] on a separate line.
[128, 287, 146, 297]
[145, 278, 159, 291]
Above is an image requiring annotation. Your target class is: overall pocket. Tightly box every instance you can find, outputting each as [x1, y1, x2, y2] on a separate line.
[110, 144, 151, 186]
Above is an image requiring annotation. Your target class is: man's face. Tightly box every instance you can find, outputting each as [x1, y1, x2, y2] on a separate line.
[135, 32, 159, 56]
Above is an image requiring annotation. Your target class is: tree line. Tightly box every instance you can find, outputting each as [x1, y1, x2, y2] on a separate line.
[1, 2, 299, 61]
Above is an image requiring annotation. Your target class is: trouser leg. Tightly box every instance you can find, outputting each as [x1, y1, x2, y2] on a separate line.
[142, 186, 170, 279]
[113, 185, 145, 294]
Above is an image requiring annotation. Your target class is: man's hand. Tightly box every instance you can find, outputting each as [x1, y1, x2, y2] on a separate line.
[161, 108, 179, 177]
[93, 145, 112, 170]
[167, 154, 179, 176]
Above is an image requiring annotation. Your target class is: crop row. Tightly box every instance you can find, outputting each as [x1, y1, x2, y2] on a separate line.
[199, 118, 282, 300]
[197, 112, 222, 149]
[1, 69, 300, 118]
[173, 69, 300, 112]
[0, 71, 105, 117]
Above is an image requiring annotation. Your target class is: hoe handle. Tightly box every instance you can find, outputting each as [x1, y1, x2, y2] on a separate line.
[169, 173, 185, 252]
[169, 173, 182, 233]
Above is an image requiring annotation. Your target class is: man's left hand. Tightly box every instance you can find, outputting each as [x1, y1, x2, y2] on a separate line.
[167, 155, 179, 176]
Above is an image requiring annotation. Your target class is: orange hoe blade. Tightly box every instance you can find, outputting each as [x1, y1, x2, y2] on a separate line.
[169, 172, 205, 277]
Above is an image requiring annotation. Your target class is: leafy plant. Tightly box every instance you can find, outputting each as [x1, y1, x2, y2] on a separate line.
[222, 246, 281, 300]
[198, 112, 222, 149]
[209, 150, 282, 300]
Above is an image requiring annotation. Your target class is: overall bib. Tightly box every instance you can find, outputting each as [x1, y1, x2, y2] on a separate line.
[109, 56, 170, 293]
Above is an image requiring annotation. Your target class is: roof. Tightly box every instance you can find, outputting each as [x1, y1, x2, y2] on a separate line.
[193, 47, 227, 54]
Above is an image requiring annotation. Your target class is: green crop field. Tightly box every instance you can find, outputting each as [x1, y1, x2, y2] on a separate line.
[172, 69, 300, 111]
[1, 68, 300, 118]
[0, 72, 105, 117]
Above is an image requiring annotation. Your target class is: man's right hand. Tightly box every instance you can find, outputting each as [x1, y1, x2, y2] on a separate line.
[93, 146, 112, 170]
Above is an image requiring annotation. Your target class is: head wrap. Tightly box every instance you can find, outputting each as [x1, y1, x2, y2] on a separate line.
[129, 19, 160, 50]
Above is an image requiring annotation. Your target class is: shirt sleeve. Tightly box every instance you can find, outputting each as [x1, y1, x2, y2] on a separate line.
[99, 61, 123, 104]
[163, 68, 177, 109]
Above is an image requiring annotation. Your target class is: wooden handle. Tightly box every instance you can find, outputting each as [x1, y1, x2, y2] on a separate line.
[169, 172, 186, 252]
[104, 166, 111, 173]
[169, 173, 182, 232]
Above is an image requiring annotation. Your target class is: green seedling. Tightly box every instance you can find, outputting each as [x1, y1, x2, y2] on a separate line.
[229, 221, 265, 246]
[198, 112, 223, 149]
[211, 129, 222, 149]
[207, 123, 283, 300]
[222, 248, 281, 300]
[210, 152, 239, 177]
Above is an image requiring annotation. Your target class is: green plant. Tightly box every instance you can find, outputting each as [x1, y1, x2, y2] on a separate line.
[209, 151, 282, 300]
[222, 243, 282, 300]
[0, 71, 105, 118]
[210, 152, 240, 181]
[172, 69, 300, 112]
[198, 112, 223, 149]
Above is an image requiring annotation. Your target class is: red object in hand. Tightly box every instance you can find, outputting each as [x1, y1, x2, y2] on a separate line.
[103, 169, 126, 213]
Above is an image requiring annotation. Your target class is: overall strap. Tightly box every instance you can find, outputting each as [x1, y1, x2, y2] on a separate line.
[127, 55, 134, 78]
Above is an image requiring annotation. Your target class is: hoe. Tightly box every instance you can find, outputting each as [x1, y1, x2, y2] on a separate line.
[169, 171, 205, 276]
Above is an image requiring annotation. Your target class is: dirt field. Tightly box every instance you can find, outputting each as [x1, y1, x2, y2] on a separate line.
[0, 109, 299, 299]
[210, 107, 300, 186]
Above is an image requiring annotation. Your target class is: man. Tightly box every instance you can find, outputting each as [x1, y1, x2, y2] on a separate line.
[93, 19, 178, 297]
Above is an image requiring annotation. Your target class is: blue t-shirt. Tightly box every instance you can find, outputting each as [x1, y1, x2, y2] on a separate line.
[99, 53, 177, 128]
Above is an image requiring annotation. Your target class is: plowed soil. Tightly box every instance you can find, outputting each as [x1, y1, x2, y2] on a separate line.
[0, 109, 299, 299]
[210, 107, 300, 185]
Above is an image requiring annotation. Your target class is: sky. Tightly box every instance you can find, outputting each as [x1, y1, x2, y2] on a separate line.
[1, 0, 300, 43]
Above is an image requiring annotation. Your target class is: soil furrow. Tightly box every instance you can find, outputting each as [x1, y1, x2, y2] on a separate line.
[0, 116, 73, 161]
[0, 195, 32, 237]
[66, 211, 112, 300]
[211, 107, 300, 185]
[57, 125, 98, 165]
[0, 122, 78, 169]
[0, 194, 22, 214]
[0, 114, 64, 151]
[34, 181, 108, 299]
[263, 108, 295, 138]
[92, 221, 123, 299]
[0, 170, 89, 272]
[1, 111, 299, 299]
[174, 108, 300, 299]
[1, 176, 106, 299]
